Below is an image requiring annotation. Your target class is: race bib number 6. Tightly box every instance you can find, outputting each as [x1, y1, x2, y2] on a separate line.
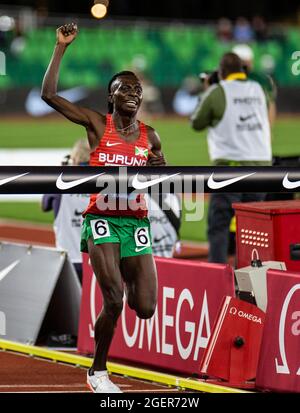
[134, 227, 151, 247]
[91, 219, 110, 239]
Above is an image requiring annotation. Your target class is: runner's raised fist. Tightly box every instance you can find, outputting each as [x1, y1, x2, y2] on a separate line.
[56, 23, 78, 46]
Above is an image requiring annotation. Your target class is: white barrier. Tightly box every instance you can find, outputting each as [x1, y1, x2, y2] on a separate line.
[0, 242, 81, 344]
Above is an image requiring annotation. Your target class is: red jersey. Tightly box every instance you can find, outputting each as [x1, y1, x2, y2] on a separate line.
[83, 114, 149, 218]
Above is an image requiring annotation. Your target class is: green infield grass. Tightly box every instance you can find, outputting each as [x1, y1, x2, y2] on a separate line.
[1, 117, 300, 163]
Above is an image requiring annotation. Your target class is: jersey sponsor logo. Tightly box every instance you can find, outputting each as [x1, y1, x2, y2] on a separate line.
[234, 97, 262, 105]
[71, 218, 82, 228]
[99, 153, 147, 167]
[74, 209, 84, 216]
[0, 173, 29, 187]
[153, 234, 170, 243]
[0, 260, 20, 282]
[106, 141, 122, 147]
[207, 172, 256, 190]
[56, 173, 104, 190]
[282, 173, 300, 189]
[152, 244, 174, 253]
[132, 173, 180, 190]
[236, 122, 263, 132]
[135, 147, 148, 158]
[239, 113, 257, 122]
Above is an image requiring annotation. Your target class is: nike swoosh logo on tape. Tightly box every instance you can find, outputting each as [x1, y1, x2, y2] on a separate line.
[0, 173, 29, 186]
[135, 246, 149, 253]
[56, 173, 105, 190]
[282, 173, 300, 189]
[132, 173, 180, 190]
[0, 260, 20, 282]
[106, 142, 122, 147]
[207, 172, 256, 189]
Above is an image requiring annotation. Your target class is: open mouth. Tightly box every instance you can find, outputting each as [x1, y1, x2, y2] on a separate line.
[125, 100, 138, 108]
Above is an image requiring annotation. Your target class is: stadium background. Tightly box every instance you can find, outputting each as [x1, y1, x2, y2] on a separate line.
[0, 0, 300, 244]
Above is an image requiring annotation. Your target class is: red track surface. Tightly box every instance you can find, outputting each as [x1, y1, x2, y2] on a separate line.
[0, 350, 187, 393]
[0, 220, 208, 258]
[0, 220, 55, 247]
[0, 219, 205, 393]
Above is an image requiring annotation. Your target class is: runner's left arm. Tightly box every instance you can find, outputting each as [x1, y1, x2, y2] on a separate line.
[146, 126, 166, 166]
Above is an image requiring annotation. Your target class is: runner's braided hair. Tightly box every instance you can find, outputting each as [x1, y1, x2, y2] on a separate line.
[108, 71, 139, 114]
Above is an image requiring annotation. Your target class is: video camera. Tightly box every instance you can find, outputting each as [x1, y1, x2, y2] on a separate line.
[199, 70, 219, 86]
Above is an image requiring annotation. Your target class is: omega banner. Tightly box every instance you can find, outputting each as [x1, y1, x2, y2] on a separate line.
[78, 255, 235, 375]
[256, 269, 300, 392]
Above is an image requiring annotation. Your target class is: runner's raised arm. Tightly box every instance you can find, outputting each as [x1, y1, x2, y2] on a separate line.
[41, 23, 105, 130]
[41, 23, 105, 149]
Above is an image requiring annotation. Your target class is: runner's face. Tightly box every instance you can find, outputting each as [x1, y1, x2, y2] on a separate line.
[110, 76, 143, 115]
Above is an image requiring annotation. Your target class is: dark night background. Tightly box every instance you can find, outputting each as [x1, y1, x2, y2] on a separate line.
[0, 0, 300, 21]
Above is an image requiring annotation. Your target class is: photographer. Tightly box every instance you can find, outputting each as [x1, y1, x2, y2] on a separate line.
[191, 52, 272, 264]
[232, 44, 277, 125]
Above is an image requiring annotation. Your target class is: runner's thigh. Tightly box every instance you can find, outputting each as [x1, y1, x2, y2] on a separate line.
[121, 254, 157, 318]
[88, 240, 124, 305]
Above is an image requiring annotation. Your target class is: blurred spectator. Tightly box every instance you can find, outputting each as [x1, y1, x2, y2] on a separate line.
[233, 17, 254, 43]
[10, 19, 26, 57]
[41, 139, 90, 284]
[129, 54, 164, 118]
[10, 35, 26, 56]
[216, 18, 233, 43]
[0, 30, 6, 50]
[0, 14, 16, 51]
[232, 43, 254, 70]
[0, 15, 27, 59]
[173, 75, 201, 116]
[252, 16, 269, 42]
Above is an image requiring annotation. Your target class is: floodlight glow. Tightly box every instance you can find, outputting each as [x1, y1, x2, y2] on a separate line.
[91, 0, 109, 19]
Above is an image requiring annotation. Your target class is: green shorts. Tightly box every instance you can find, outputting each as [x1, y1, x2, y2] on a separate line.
[80, 214, 152, 258]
